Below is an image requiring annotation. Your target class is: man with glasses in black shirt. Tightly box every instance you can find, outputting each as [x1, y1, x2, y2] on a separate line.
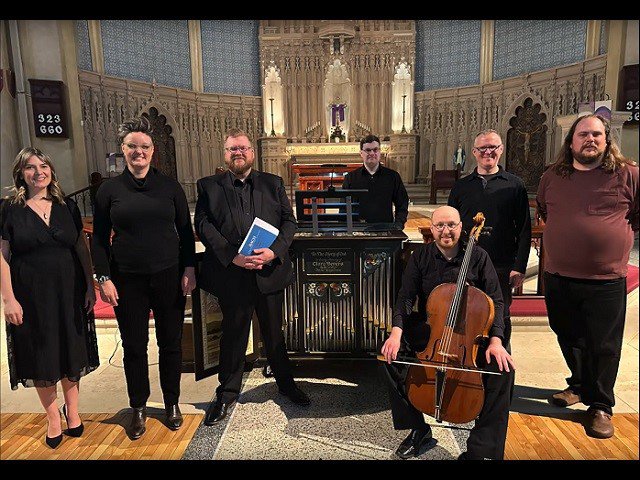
[381, 206, 514, 460]
[448, 129, 531, 354]
[342, 134, 409, 229]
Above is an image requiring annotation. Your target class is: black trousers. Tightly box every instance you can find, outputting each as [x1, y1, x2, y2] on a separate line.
[544, 273, 626, 415]
[216, 267, 294, 403]
[494, 267, 513, 347]
[113, 264, 186, 408]
[494, 266, 516, 401]
[382, 316, 513, 460]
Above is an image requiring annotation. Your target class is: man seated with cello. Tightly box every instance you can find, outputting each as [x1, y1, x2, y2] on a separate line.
[381, 205, 515, 460]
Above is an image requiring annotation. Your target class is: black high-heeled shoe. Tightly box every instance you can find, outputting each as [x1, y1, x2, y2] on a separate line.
[45, 433, 63, 449]
[61, 404, 84, 437]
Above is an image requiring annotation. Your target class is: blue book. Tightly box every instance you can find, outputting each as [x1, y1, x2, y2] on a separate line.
[238, 217, 280, 256]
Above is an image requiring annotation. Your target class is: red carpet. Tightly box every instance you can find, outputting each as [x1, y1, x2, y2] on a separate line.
[511, 265, 639, 317]
[92, 266, 640, 319]
[93, 286, 153, 319]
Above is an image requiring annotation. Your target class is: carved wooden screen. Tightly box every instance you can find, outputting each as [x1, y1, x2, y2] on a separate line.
[506, 98, 547, 192]
[143, 107, 177, 180]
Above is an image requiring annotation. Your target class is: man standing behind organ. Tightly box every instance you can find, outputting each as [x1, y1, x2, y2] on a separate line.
[342, 134, 409, 229]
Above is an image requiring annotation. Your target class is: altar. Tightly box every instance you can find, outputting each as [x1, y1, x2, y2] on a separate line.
[290, 162, 361, 193]
[259, 135, 415, 186]
[286, 142, 371, 164]
[286, 141, 389, 191]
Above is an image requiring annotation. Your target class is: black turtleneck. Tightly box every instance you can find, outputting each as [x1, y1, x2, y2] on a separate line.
[91, 167, 195, 276]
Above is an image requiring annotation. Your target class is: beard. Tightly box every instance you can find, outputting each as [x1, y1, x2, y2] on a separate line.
[227, 156, 253, 175]
[573, 148, 604, 166]
[435, 235, 459, 249]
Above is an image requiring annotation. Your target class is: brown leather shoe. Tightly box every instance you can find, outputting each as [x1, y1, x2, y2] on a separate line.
[586, 409, 614, 439]
[550, 388, 581, 407]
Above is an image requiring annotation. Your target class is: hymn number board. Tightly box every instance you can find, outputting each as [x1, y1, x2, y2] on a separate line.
[28, 79, 69, 138]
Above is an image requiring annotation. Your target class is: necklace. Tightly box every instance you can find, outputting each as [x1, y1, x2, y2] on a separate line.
[29, 197, 51, 220]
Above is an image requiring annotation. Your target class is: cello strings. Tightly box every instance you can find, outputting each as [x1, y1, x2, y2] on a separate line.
[440, 234, 475, 360]
[437, 233, 477, 413]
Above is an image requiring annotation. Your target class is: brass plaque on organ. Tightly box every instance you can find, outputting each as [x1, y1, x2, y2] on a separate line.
[304, 248, 353, 275]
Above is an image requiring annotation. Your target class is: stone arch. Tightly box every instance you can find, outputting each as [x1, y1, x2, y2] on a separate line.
[136, 103, 181, 181]
[501, 92, 551, 192]
[500, 91, 551, 137]
[323, 59, 352, 140]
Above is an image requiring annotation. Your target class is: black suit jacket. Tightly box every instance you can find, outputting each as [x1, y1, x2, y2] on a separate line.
[194, 170, 296, 296]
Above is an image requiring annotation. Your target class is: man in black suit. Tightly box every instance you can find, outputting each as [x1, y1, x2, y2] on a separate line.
[195, 128, 310, 425]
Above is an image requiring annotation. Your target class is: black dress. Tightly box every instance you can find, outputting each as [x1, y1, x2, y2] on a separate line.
[0, 198, 99, 390]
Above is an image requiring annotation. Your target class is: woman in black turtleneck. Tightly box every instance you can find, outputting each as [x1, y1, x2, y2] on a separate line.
[91, 117, 195, 440]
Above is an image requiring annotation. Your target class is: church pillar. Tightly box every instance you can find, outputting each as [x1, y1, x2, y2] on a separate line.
[415, 135, 430, 184]
[428, 138, 437, 173]
[434, 134, 448, 170]
[291, 84, 298, 140]
[259, 136, 290, 183]
[389, 133, 417, 183]
[301, 83, 308, 134]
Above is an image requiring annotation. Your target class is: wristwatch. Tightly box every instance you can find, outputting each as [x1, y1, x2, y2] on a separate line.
[93, 274, 111, 284]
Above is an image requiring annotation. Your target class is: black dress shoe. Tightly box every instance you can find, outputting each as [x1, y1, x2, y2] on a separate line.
[165, 404, 183, 431]
[128, 407, 147, 440]
[395, 427, 434, 459]
[204, 399, 236, 426]
[45, 433, 63, 449]
[61, 404, 84, 437]
[279, 385, 311, 406]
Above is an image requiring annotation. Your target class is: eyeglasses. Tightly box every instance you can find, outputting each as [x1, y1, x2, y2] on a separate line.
[362, 148, 380, 154]
[473, 145, 502, 154]
[432, 222, 461, 232]
[225, 146, 253, 153]
[124, 143, 153, 152]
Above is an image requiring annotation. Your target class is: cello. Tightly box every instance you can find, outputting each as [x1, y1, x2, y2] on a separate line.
[405, 212, 496, 424]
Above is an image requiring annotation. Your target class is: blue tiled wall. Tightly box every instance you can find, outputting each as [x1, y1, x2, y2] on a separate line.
[201, 20, 260, 96]
[76, 20, 92, 71]
[415, 20, 482, 91]
[101, 20, 192, 89]
[493, 20, 587, 80]
[599, 20, 607, 55]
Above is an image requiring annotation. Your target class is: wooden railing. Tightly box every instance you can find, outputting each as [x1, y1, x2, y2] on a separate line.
[65, 185, 93, 218]
[65, 173, 105, 218]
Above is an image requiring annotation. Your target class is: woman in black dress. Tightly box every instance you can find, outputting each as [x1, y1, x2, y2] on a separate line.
[0, 147, 99, 449]
[92, 117, 196, 440]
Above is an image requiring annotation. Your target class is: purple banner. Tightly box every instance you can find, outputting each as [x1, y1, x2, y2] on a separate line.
[331, 104, 345, 126]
